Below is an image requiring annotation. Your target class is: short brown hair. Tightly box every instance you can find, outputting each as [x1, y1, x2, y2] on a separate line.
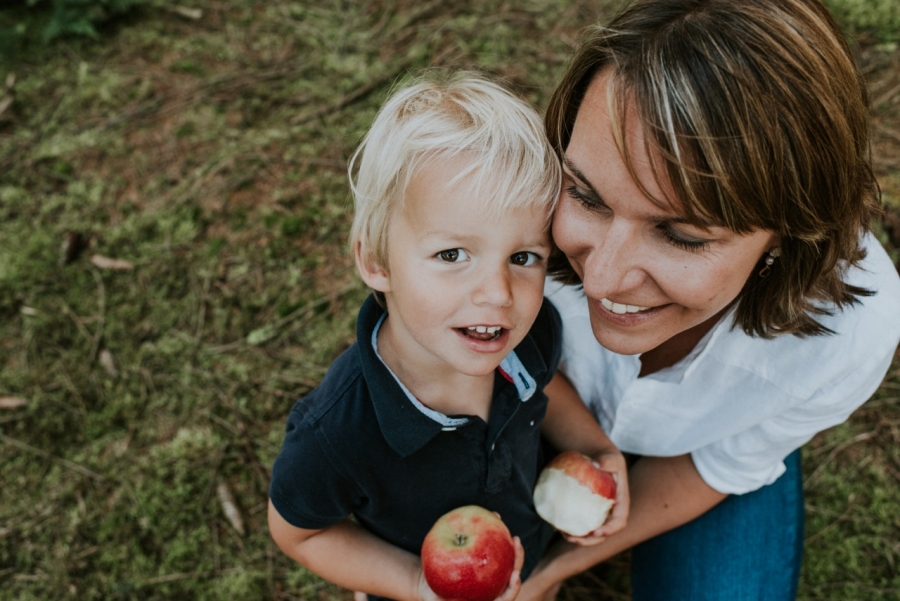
[546, 0, 880, 337]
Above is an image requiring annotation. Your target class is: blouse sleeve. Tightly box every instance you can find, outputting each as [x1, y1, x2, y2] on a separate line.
[692, 324, 897, 495]
[693, 236, 900, 495]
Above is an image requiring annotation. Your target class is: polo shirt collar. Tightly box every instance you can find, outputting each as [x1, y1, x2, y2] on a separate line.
[355, 294, 547, 458]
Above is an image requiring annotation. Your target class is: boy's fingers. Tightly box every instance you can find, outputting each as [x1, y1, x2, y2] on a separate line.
[562, 531, 606, 546]
[498, 567, 522, 601]
[592, 451, 630, 535]
[599, 494, 629, 533]
[497, 536, 525, 600]
[594, 453, 626, 479]
[512, 536, 525, 571]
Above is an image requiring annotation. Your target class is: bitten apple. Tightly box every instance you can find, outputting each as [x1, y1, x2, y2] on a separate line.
[532, 450, 617, 536]
[421, 505, 515, 601]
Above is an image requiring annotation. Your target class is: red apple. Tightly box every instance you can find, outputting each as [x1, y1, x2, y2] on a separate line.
[421, 505, 515, 601]
[532, 451, 617, 536]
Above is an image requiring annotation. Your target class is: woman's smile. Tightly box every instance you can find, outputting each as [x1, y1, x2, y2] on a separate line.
[599, 298, 652, 314]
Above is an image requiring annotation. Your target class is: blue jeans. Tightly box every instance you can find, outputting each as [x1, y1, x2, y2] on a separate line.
[630, 449, 805, 600]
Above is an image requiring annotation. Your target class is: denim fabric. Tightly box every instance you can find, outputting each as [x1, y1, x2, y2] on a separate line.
[631, 449, 805, 601]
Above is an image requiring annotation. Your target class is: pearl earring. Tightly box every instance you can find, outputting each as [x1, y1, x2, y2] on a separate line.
[758, 248, 781, 278]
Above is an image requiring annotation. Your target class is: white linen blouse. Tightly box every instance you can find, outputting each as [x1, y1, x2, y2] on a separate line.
[545, 233, 900, 495]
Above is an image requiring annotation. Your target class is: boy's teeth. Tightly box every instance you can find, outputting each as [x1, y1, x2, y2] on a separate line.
[469, 326, 501, 333]
[600, 298, 650, 315]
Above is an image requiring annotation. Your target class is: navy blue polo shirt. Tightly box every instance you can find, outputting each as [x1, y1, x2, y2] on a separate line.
[269, 294, 561, 580]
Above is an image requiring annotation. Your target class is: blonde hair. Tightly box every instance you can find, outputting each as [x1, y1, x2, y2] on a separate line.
[349, 72, 560, 277]
[546, 0, 879, 337]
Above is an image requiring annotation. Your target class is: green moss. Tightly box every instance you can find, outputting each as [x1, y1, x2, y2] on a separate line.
[825, 0, 900, 43]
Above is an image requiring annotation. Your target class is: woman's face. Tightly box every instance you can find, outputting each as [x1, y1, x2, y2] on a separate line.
[552, 72, 775, 357]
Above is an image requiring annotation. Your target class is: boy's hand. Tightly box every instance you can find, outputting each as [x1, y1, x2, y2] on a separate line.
[560, 449, 629, 546]
[418, 536, 525, 601]
[494, 536, 525, 601]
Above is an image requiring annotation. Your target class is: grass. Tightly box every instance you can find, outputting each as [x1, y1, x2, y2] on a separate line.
[1, 1, 899, 599]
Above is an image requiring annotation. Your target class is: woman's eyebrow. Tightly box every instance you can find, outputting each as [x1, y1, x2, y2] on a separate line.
[562, 157, 597, 193]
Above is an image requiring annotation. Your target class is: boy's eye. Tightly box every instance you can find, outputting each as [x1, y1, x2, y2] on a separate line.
[510, 251, 540, 266]
[437, 248, 469, 262]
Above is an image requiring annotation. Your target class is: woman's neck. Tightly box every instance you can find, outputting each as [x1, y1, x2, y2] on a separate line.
[638, 306, 729, 377]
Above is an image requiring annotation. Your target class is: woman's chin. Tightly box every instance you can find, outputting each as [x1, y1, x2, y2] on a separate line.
[589, 321, 661, 356]
[587, 303, 673, 356]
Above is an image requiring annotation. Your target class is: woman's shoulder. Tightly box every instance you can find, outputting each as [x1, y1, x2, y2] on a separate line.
[804, 233, 900, 343]
[710, 236, 900, 396]
[847, 232, 900, 310]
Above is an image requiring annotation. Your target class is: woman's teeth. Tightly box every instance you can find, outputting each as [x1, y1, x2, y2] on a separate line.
[600, 298, 650, 315]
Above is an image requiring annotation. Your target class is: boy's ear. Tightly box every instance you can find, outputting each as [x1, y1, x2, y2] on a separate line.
[354, 241, 391, 292]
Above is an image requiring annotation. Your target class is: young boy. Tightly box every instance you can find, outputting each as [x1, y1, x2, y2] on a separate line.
[268, 74, 626, 601]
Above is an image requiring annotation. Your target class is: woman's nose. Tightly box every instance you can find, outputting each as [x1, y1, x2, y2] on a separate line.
[581, 221, 643, 298]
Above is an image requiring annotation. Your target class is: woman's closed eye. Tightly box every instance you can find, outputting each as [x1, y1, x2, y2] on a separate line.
[658, 224, 710, 252]
[436, 248, 469, 262]
[566, 184, 610, 215]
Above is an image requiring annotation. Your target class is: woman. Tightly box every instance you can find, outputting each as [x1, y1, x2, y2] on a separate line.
[526, 0, 900, 599]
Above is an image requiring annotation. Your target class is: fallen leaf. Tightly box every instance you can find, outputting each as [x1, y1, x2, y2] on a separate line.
[99, 350, 118, 379]
[246, 324, 275, 345]
[90, 255, 134, 270]
[0, 397, 27, 409]
[167, 5, 203, 20]
[217, 482, 245, 535]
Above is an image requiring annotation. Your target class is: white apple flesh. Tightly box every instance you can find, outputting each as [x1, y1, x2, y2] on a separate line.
[533, 451, 616, 537]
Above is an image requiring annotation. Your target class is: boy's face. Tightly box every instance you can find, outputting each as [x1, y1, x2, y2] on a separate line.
[364, 155, 552, 379]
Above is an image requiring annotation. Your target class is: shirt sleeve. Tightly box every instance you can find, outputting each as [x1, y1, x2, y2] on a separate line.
[268, 402, 362, 529]
[691, 345, 896, 495]
[694, 237, 900, 495]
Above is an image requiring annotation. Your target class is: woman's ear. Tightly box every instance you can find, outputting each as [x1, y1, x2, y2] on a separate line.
[355, 241, 391, 292]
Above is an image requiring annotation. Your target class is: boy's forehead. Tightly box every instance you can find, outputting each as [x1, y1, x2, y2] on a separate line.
[399, 183, 552, 248]
[402, 153, 555, 216]
[402, 176, 552, 222]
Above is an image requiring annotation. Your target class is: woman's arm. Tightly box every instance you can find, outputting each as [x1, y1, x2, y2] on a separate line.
[520, 453, 727, 601]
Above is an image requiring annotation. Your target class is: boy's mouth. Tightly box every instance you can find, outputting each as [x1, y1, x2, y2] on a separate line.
[460, 325, 504, 341]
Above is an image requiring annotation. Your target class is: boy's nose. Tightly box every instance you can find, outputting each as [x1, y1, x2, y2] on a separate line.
[472, 265, 514, 307]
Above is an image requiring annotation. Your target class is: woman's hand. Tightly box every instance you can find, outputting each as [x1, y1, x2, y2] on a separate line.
[413, 536, 525, 601]
[561, 448, 630, 546]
